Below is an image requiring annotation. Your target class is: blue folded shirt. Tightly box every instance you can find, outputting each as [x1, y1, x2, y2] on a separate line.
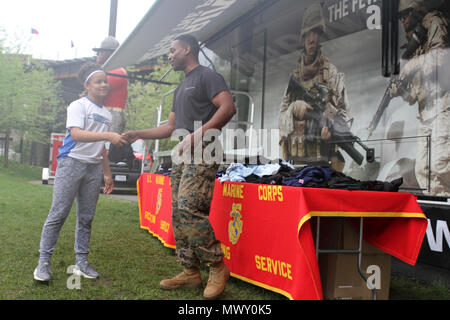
[282, 166, 333, 187]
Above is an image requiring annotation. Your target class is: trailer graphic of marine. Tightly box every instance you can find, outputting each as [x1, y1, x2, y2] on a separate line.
[389, 0, 450, 196]
[278, 3, 353, 172]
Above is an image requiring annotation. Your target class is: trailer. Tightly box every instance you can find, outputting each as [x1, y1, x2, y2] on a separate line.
[103, 0, 450, 288]
[41, 132, 65, 185]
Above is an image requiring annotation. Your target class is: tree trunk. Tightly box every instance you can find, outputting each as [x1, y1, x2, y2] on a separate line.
[4, 130, 10, 168]
[29, 142, 37, 166]
[19, 137, 24, 163]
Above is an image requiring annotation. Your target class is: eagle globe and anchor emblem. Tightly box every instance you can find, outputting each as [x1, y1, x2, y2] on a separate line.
[228, 203, 243, 245]
[155, 188, 163, 215]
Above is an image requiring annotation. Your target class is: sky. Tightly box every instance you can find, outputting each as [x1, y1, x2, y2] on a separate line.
[0, 0, 156, 61]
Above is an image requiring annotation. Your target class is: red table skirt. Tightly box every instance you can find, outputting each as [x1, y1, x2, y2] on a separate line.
[137, 173, 427, 300]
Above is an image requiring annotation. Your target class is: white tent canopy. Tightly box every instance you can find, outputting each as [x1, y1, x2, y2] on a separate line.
[103, 0, 263, 71]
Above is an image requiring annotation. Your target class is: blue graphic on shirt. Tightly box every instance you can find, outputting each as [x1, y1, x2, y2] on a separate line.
[57, 130, 77, 160]
[90, 113, 111, 127]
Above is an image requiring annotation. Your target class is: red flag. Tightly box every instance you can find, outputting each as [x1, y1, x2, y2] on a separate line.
[31, 28, 39, 35]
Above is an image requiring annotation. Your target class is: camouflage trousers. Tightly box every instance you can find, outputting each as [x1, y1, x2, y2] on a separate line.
[280, 138, 345, 172]
[171, 161, 223, 269]
[415, 109, 449, 197]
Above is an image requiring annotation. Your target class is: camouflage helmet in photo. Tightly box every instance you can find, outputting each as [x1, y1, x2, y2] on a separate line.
[398, 0, 427, 15]
[300, 3, 326, 38]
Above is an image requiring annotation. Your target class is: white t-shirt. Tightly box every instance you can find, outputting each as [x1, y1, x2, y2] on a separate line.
[58, 96, 112, 164]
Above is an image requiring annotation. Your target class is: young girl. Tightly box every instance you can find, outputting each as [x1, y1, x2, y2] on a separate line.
[33, 63, 128, 282]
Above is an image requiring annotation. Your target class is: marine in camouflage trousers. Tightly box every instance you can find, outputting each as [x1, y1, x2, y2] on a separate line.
[396, 10, 450, 196]
[170, 158, 223, 269]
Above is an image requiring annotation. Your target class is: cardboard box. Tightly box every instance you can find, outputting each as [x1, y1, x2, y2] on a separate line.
[316, 218, 392, 300]
[319, 253, 364, 300]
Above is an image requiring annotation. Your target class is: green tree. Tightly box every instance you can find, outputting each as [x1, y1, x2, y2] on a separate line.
[0, 44, 63, 168]
[125, 58, 184, 153]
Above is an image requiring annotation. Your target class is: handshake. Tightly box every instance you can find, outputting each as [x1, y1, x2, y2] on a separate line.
[106, 131, 141, 146]
[106, 129, 197, 155]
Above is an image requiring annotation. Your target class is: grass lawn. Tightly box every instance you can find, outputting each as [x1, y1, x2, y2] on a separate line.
[0, 160, 283, 300]
[0, 159, 448, 301]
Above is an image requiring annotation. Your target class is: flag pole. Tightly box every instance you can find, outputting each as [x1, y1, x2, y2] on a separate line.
[109, 0, 118, 37]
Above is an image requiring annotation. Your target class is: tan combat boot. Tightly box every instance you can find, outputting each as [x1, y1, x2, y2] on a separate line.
[203, 260, 230, 299]
[159, 268, 203, 290]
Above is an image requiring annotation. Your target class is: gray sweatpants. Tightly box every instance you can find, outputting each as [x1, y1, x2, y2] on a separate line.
[38, 157, 103, 264]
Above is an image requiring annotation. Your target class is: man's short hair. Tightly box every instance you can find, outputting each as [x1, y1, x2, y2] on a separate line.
[174, 34, 200, 57]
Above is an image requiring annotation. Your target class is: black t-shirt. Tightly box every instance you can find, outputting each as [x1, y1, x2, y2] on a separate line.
[171, 65, 229, 132]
